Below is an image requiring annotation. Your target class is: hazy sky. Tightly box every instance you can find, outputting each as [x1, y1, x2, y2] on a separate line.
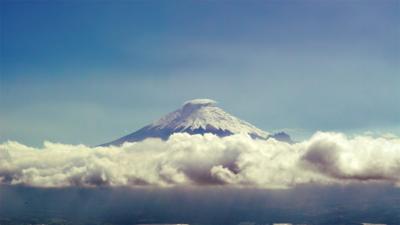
[1, 0, 399, 146]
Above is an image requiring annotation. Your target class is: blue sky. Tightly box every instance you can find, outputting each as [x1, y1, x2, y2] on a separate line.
[1, 0, 399, 146]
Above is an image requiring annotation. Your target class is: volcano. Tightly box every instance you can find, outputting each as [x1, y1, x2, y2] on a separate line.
[101, 99, 291, 146]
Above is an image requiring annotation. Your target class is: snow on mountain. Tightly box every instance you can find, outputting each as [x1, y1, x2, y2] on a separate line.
[152, 99, 268, 137]
[101, 99, 291, 146]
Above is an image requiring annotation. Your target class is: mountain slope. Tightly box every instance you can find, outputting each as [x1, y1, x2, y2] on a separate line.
[101, 99, 291, 146]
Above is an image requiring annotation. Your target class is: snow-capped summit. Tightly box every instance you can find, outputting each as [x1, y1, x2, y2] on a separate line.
[152, 98, 268, 137]
[101, 99, 291, 146]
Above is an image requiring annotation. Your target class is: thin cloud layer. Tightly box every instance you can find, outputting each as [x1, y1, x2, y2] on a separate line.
[0, 132, 399, 188]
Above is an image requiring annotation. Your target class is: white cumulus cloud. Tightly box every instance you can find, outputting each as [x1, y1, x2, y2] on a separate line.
[0, 132, 399, 188]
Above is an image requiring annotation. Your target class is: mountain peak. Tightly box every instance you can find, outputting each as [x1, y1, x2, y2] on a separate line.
[151, 99, 268, 137]
[101, 99, 290, 146]
[179, 99, 218, 117]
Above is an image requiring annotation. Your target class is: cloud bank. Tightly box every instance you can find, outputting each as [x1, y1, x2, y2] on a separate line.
[0, 132, 399, 188]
